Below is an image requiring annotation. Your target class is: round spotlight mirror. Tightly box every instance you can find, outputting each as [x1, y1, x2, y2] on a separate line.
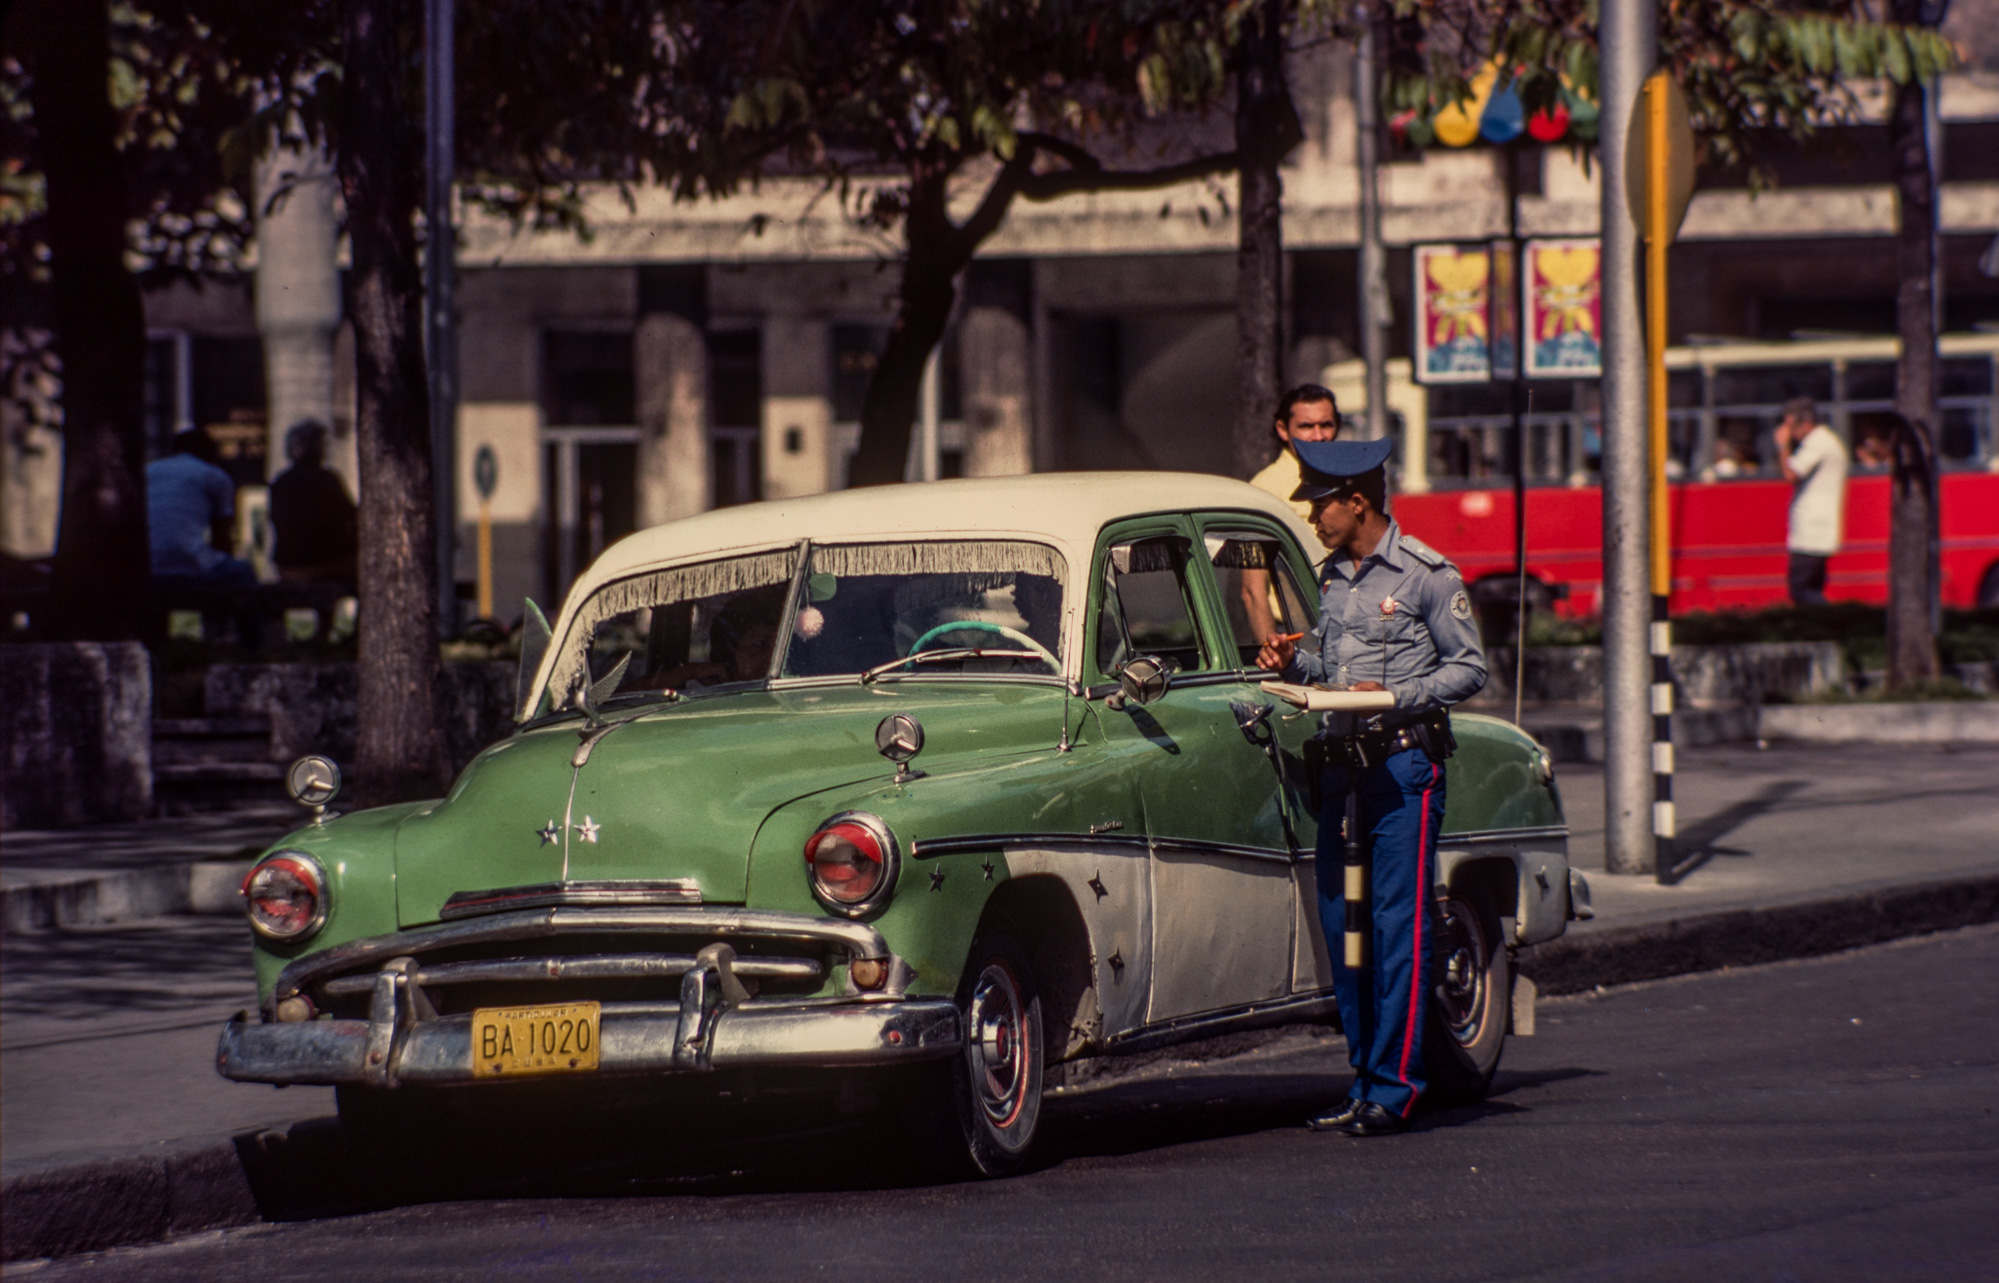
[1116, 655, 1171, 707]
[286, 755, 342, 810]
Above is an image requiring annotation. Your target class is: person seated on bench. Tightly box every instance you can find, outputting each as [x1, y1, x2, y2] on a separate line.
[148, 428, 256, 590]
[269, 419, 358, 588]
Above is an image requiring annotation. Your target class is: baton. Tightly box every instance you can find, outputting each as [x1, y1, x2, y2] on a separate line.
[1343, 771, 1366, 968]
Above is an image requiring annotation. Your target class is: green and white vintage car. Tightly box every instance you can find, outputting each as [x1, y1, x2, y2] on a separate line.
[220, 473, 1585, 1174]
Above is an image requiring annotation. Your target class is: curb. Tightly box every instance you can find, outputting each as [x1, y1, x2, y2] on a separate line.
[0, 860, 252, 932]
[1513, 870, 1999, 995]
[8, 870, 1999, 1263]
[1, 1141, 259, 1262]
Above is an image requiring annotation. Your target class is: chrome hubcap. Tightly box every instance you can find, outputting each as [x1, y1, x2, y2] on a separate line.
[968, 962, 1029, 1128]
[1437, 899, 1488, 1046]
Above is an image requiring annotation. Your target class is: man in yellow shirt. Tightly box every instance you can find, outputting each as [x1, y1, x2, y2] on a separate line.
[1251, 384, 1345, 521]
[1242, 385, 1345, 642]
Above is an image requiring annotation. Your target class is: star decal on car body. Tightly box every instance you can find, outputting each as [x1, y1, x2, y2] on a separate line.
[573, 816, 601, 844]
[536, 821, 561, 847]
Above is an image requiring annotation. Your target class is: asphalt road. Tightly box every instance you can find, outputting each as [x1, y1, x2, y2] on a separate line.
[19, 924, 1997, 1282]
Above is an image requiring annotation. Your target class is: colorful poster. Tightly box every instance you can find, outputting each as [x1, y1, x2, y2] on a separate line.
[1413, 243, 1492, 385]
[1523, 237, 1602, 378]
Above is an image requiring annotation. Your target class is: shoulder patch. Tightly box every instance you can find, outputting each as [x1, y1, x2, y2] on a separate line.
[1450, 590, 1473, 621]
[1395, 534, 1448, 570]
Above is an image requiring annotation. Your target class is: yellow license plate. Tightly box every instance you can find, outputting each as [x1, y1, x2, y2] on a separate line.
[471, 1001, 601, 1077]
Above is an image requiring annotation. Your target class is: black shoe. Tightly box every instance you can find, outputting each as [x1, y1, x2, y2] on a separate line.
[1339, 1102, 1410, 1137]
[1306, 1097, 1365, 1131]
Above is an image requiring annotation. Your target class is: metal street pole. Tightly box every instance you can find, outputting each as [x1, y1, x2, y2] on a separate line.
[425, 0, 458, 635]
[918, 345, 942, 483]
[1355, 10, 1389, 441]
[1598, 0, 1656, 875]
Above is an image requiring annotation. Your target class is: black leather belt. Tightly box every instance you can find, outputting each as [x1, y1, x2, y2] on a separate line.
[1311, 710, 1455, 772]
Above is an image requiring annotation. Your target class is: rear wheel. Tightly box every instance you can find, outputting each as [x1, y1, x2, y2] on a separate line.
[1424, 892, 1511, 1104]
[903, 930, 1044, 1178]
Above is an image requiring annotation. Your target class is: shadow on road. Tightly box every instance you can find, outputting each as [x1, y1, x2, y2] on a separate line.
[231, 1059, 1378, 1219]
[231, 1051, 1614, 1221]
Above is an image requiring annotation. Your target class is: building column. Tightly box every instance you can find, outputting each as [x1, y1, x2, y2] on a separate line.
[761, 313, 833, 498]
[253, 145, 341, 479]
[635, 313, 710, 524]
[959, 305, 1033, 477]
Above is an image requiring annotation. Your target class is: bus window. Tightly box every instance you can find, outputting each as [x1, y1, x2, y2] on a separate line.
[1713, 363, 1833, 407]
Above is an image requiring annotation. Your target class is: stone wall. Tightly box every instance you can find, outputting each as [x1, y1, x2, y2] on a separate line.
[1471, 641, 1845, 708]
[204, 661, 517, 776]
[0, 643, 153, 829]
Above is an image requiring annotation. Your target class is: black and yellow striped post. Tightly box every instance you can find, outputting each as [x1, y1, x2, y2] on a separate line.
[1639, 71, 1692, 881]
[1344, 780, 1367, 967]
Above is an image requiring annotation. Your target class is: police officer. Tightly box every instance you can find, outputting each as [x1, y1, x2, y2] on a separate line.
[1256, 436, 1486, 1136]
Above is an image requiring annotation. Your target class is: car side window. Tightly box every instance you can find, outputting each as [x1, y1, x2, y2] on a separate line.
[1097, 536, 1207, 677]
[1203, 529, 1317, 667]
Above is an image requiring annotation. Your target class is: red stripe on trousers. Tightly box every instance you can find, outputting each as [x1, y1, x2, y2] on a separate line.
[1396, 762, 1439, 1117]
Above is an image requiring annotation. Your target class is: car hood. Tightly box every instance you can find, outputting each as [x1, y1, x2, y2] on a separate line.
[393, 682, 1066, 926]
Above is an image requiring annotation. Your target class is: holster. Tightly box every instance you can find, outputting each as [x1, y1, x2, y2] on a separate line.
[1306, 710, 1456, 813]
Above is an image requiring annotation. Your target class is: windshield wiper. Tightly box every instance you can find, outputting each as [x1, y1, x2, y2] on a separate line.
[859, 648, 1045, 685]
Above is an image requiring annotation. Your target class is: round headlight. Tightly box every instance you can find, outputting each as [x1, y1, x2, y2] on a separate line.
[804, 812, 900, 915]
[241, 851, 328, 941]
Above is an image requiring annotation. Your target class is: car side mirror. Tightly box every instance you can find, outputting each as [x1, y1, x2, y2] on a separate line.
[1110, 654, 1171, 709]
[516, 599, 552, 722]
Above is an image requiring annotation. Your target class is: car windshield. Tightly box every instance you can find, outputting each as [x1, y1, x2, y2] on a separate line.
[782, 541, 1067, 681]
[547, 547, 800, 711]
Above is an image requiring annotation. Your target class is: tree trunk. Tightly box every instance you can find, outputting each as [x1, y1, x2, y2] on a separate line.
[1886, 73, 1941, 691]
[21, 0, 151, 640]
[1232, 0, 1298, 480]
[848, 168, 963, 488]
[340, 0, 445, 804]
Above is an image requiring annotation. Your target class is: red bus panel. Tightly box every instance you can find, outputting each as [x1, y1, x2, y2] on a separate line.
[1393, 472, 1999, 615]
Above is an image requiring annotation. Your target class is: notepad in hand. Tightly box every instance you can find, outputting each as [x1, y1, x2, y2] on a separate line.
[1259, 681, 1397, 712]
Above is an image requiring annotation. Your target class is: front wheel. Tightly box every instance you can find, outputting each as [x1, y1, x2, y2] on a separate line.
[1424, 892, 1511, 1105]
[902, 930, 1045, 1178]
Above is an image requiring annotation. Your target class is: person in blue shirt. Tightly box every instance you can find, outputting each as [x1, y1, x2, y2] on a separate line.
[147, 429, 256, 589]
[1257, 436, 1486, 1137]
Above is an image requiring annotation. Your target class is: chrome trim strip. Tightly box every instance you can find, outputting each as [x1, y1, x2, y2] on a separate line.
[1438, 825, 1570, 846]
[318, 952, 822, 996]
[439, 880, 702, 921]
[1151, 836, 1296, 865]
[273, 906, 891, 1006]
[1102, 990, 1341, 1056]
[912, 833, 1151, 859]
[911, 831, 1293, 864]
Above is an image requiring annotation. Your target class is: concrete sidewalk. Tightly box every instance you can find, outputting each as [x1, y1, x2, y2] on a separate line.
[1, 807, 300, 931]
[5, 740, 1999, 1260]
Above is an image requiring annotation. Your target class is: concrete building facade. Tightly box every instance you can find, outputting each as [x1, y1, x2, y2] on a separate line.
[5, 44, 1996, 627]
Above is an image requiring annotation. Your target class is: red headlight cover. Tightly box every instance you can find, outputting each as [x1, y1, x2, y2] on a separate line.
[242, 854, 325, 940]
[806, 821, 887, 905]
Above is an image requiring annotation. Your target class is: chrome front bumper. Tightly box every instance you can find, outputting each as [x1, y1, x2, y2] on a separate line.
[218, 905, 964, 1087]
[217, 994, 964, 1086]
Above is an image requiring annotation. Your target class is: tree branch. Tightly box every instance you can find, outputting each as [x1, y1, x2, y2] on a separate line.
[1016, 147, 1241, 202]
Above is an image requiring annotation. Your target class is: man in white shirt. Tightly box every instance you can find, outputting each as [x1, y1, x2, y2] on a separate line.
[1774, 396, 1849, 606]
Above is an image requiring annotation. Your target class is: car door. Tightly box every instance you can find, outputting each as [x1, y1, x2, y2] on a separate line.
[1187, 515, 1340, 995]
[1089, 516, 1297, 1023]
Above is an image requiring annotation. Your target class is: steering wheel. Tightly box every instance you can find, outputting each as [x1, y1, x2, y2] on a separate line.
[908, 619, 1059, 670]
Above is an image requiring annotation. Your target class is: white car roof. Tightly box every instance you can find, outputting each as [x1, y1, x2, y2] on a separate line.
[530, 471, 1319, 707]
[573, 471, 1315, 594]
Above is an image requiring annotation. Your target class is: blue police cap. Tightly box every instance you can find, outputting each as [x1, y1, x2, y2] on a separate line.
[1290, 436, 1394, 502]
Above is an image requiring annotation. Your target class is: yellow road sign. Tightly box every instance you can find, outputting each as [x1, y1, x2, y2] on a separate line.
[1625, 71, 1696, 245]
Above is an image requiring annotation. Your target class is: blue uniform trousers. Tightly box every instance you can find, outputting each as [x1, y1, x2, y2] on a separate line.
[1316, 746, 1446, 1118]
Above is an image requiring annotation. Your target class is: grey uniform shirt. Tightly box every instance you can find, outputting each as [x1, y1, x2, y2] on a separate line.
[1282, 520, 1488, 714]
